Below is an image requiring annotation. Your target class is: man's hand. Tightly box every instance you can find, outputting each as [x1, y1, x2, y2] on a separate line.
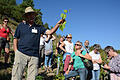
[57, 19, 65, 24]
[45, 19, 66, 35]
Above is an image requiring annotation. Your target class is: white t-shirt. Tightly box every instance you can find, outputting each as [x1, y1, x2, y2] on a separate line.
[64, 41, 74, 54]
[40, 37, 45, 46]
[89, 50, 101, 70]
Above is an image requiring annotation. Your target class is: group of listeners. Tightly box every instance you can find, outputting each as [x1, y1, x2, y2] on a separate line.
[55, 34, 120, 80]
[0, 6, 120, 80]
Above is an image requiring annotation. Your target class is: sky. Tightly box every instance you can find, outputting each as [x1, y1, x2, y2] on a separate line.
[16, 0, 120, 50]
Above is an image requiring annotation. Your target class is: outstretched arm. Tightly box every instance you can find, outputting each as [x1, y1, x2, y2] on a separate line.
[45, 19, 65, 35]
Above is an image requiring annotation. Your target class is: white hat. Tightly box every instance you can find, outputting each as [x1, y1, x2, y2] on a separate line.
[23, 6, 37, 17]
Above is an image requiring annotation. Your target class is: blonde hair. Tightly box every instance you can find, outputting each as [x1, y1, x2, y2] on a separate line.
[67, 34, 72, 37]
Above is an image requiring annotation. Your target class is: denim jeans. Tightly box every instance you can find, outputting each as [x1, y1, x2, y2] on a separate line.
[64, 68, 88, 80]
[44, 52, 53, 67]
[91, 69, 100, 80]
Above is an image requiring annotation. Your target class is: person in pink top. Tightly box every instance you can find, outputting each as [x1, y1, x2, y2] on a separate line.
[0, 17, 14, 64]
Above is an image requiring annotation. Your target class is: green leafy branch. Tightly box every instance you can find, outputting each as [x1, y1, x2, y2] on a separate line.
[59, 10, 70, 31]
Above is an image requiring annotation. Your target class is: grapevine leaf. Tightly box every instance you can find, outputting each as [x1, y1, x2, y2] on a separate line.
[61, 13, 64, 18]
[59, 9, 69, 31]
[63, 21, 66, 25]
[64, 10, 68, 13]
[59, 24, 63, 31]
[62, 24, 65, 29]
[59, 21, 66, 31]
[61, 26, 64, 31]
[63, 14, 66, 19]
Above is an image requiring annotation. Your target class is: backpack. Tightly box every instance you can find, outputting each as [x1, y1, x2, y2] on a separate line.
[80, 50, 93, 70]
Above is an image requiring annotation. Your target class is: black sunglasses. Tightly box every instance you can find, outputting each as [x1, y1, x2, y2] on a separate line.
[75, 44, 81, 46]
[67, 37, 72, 38]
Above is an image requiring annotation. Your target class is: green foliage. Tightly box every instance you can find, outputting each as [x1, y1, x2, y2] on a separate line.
[59, 9, 69, 31]
[61, 13, 66, 19]
[1, 49, 5, 56]
[64, 10, 68, 13]
[59, 21, 66, 31]
[10, 52, 15, 64]
[36, 75, 44, 80]
[117, 50, 120, 54]
[0, 0, 43, 23]
[23, 0, 34, 7]
[54, 53, 64, 80]
[54, 74, 65, 80]
[35, 9, 43, 25]
[43, 23, 49, 29]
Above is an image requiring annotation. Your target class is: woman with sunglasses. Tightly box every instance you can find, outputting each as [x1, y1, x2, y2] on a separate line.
[59, 34, 74, 73]
[64, 41, 91, 80]
[0, 17, 14, 64]
[104, 46, 120, 80]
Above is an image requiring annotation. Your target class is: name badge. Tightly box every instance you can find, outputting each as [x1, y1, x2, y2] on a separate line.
[32, 28, 38, 33]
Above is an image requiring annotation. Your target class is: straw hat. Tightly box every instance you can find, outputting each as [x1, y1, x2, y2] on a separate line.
[23, 6, 37, 17]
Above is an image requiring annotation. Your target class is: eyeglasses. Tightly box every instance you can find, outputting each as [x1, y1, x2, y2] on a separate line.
[75, 44, 82, 46]
[67, 37, 72, 39]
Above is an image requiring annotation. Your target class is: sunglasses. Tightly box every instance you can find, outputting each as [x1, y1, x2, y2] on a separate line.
[107, 50, 110, 54]
[75, 44, 81, 46]
[67, 37, 72, 38]
[4, 21, 8, 23]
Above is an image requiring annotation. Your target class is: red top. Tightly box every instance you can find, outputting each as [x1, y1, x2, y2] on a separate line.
[0, 27, 10, 38]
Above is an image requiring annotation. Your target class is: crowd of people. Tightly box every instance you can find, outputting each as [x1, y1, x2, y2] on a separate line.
[0, 6, 120, 80]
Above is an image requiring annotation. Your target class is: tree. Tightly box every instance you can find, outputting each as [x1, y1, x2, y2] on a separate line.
[22, 0, 34, 8]
[43, 23, 49, 29]
[35, 9, 43, 25]
[0, 0, 16, 17]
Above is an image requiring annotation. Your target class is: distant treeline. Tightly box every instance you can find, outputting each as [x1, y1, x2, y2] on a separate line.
[0, 0, 50, 29]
